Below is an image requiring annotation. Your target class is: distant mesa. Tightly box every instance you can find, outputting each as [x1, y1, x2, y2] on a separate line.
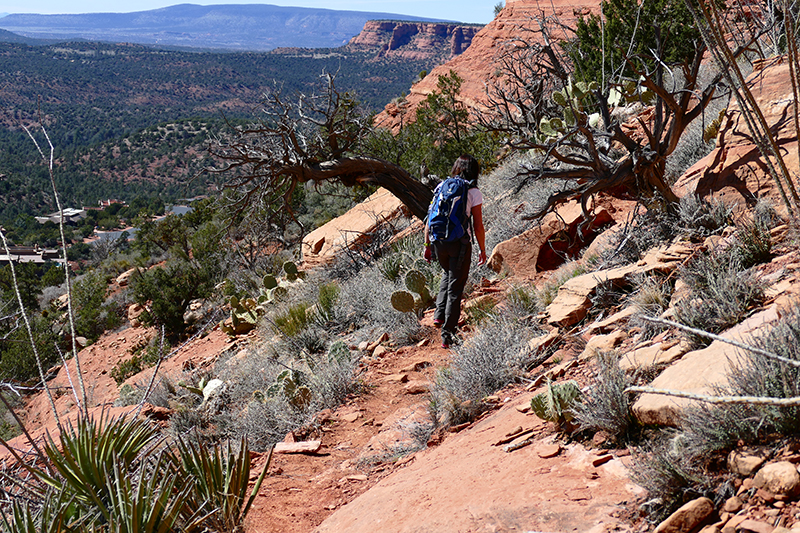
[0, 3, 462, 51]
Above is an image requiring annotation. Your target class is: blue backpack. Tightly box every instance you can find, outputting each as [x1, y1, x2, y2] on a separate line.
[427, 176, 470, 243]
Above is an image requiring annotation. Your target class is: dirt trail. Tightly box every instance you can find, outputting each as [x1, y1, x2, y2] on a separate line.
[12, 314, 640, 533]
[244, 333, 640, 533]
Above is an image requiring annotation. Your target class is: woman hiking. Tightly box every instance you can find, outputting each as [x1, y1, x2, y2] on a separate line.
[423, 154, 487, 348]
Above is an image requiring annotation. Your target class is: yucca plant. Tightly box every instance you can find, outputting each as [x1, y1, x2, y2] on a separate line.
[101, 453, 208, 533]
[33, 414, 162, 522]
[0, 489, 81, 533]
[172, 437, 272, 533]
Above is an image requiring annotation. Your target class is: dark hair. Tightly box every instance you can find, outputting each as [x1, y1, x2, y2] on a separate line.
[451, 154, 480, 184]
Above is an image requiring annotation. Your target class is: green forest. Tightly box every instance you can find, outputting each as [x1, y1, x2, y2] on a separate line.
[0, 40, 434, 223]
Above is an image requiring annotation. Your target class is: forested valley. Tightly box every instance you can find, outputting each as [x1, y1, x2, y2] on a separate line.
[0, 39, 434, 224]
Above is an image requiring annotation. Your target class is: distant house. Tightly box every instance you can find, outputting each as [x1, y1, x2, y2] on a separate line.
[35, 208, 87, 225]
[98, 199, 125, 208]
[0, 245, 61, 264]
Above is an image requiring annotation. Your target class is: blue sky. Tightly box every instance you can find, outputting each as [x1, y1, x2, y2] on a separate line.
[0, 1, 496, 24]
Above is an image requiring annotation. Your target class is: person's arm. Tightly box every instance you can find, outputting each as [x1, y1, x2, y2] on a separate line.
[423, 218, 432, 261]
[471, 204, 486, 265]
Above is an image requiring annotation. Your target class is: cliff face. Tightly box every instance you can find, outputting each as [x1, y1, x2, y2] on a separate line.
[346, 20, 482, 61]
[374, 0, 602, 130]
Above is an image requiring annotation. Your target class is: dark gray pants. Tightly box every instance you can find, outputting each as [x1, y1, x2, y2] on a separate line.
[433, 238, 471, 340]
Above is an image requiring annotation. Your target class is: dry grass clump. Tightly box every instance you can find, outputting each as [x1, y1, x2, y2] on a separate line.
[430, 315, 543, 426]
[629, 273, 674, 340]
[572, 351, 638, 444]
[336, 262, 424, 345]
[630, 432, 731, 522]
[674, 248, 765, 347]
[214, 340, 359, 451]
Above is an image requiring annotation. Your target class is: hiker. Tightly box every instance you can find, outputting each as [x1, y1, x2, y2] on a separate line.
[423, 154, 487, 348]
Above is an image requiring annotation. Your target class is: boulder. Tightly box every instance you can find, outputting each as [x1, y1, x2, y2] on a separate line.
[632, 305, 782, 426]
[488, 200, 615, 278]
[115, 267, 139, 287]
[619, 339, 691, 372]
[753, 461, 800, 498]
[545, 242, 692, 328]
[675, 57, 799, 218]
[128, 303, 146, 327]
[301, 188, 411, 266]
[578, 330, 627, 361]
[728, 447, 769, 477]
[653, 497, 714, 533]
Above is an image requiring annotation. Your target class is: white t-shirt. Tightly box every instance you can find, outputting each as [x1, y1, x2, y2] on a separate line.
[467, 187, 483, 213]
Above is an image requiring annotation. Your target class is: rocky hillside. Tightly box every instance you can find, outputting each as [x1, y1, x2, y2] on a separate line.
[345, 20, 483, 61]
[374, 0, 601, 129]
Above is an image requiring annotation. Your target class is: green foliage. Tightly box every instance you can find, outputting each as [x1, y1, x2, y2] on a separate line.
[272, 302, 313, 338]
[539, 78, 601, 138]
[0, 40, 436, 222]
[1, 412, 269, 532]
[0, 314, 60, 382]
[71, 270, 123, 342]
[173, 438, 270, 533]
[266, 369, 312, 409]
[390, 269, 434, 316]
[315, 282, 340, 325]
[569, 0, 701, 86]
[364, 70, 501, 179]
[530, 379, 582, 429]
[221, 296, 262, 337]
[131, 259, 216, 341]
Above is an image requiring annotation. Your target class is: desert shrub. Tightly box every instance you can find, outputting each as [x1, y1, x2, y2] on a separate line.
[573, 351, 638, 443]
[315, 281, 340, 326]
[110, 342, 161, 385]
[217, 339, 358, 451]
[630, 432, 727, 522]
[505, 283, 542, 319]
[71, 270, 125, 342]
[675, 194, 732, 238]
[730, 202, 775, 269]
[464, 297, 498, 326]
[588, 277, 631, 321]
[272, 302, 313, 338]
[674, 248, 765, 346]
[0, 314, 60, 382]
[430, 316, 542, 426]
[130, 259, 217, 341]
[602, 196, 732, 268]
[629, 273, 674, 339]
[336, 264, 423, 344]
[681, 303, 800, 460]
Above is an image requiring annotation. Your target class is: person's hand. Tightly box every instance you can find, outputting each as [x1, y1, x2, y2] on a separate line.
[424, 245, 433, 263]
[477, 250, 487, 266]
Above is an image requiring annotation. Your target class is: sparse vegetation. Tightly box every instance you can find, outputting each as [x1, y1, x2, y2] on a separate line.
[674, 247, 765, 346]
[573, 351, 638, 443]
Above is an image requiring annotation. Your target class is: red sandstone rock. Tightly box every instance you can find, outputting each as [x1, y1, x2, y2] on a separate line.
[373, 0, 602, 132]
[675, 57, 799, 218]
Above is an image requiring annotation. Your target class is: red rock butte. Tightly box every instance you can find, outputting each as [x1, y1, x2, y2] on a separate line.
[374, 0, 602, 131]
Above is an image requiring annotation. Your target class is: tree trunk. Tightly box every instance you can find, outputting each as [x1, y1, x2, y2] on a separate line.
[302, 157, 433, 220]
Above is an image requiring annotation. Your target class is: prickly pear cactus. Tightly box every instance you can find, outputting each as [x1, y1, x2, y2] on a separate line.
[391, 269, 435, 316]
[221, 295, 263, 336]
[391, 290, 417, 313]
[530, 379, 582, 429]
[267, 369, 312, 409]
